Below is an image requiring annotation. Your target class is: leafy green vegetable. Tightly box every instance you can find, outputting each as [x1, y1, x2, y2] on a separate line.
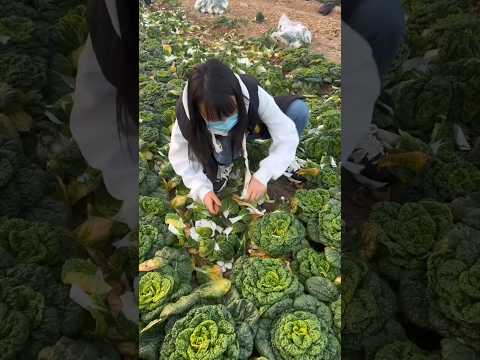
[249, 211, 305, 257]
[232, 256, 302, 314]
[374, 341, 429, 360]
[367, 200, 453, 279]
[427, 224, 480, 349]
[159, 304, 240, 360]
[292, 247, 340, 283]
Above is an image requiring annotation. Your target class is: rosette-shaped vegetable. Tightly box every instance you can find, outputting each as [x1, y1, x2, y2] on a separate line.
[159, 304, 240, 360]
[423, 159, 480, 202]
[427, 224, 480, 349]
[342, 257, 405, 358]
[365, 200, 453, 280]
[303, 128, 341, 161]
[292, 247, 340, 283]
[272, 311, 339, 360]
[38, 336, 121, 360]
[249, 211, 305, 257]
[374, 341, 429, 360]
[139, 216, 174, 262]
[140, 196, 170, 217]
[138, 265, 192, 321]
[0, 218, 63, 266]
[308, 197, 341, 249]
[255, 294, 340, 360]
[292, 188, 331, 222]
[450, 192, 480, 230]
[233, 256, 302, 313]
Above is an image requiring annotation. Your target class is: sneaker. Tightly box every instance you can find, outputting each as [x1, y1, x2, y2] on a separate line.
[213, 164, 233, 193]
[284, 157, 308, 184]
[319, 3, 335, 15]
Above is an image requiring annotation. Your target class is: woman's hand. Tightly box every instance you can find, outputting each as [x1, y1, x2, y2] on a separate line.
[203, 191, 222, 215]
[245, 176, 267, 203]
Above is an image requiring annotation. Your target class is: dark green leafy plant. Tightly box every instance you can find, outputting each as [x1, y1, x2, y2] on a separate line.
[232, 256, 303, 315]
[249, 211, 305, 257]
[427, 224, 480, 349]
[159, 304, 240, 360]
[366, 200, 453, 279]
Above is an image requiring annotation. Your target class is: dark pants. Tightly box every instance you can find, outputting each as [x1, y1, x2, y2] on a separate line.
[345, 0, 406, 78]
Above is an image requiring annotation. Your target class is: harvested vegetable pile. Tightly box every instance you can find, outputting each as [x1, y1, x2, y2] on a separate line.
[344, 0, 480, 358]
[1, 1, 137, 358]
[138, 3, 341, 359]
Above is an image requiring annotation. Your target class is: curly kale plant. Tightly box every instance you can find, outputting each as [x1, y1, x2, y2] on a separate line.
[255, 294, 340, 360]
[159, 304, 240, 360]
[427, 224, 480, 349]
[232, 256, 302, 314]
[366, 200, 453, 279]
[249, 211, 305, 257]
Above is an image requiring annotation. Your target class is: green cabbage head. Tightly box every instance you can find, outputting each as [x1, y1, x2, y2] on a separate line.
[374, 341, 429, 360]
[139, 265, 191, 323]
[249, 211, 305, 257]
[233, 256, 302, 313]
[160, 304, 239, 360]
[307, 197, 341, 249]
[427, 224, 480, 349]
[272, 310, 339, 360]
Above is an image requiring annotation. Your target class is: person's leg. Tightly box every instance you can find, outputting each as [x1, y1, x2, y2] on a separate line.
[285, 99, 310, 138]
[345, 0, 406, 79]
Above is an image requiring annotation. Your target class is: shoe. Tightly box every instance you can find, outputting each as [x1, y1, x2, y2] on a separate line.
[319, 3, 335, 15]
[213, 164, 233, 193]
[284, 157, 308, 184]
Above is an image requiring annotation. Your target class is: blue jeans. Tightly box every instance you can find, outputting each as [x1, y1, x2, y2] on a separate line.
[250, 99, 310, 140]
[346, 0, 406, 78]
[215, 100, 310, 165]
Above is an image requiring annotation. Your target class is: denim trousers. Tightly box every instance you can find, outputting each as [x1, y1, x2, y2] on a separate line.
[345, 0, 406, 78]
[214, 99, 310, 166]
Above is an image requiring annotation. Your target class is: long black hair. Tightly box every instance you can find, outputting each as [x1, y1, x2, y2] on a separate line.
[87, 0, 138, 155]
[185, 59, 249, 180]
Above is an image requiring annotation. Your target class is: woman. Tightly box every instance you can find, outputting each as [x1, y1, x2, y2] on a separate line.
[168, 59, 310, 215]
[70, 0, 138, 229]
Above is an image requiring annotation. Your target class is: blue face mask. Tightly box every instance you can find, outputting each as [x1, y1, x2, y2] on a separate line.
[206, 113, 239, 135]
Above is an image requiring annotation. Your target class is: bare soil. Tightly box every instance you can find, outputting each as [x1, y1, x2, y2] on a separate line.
[176, 0, 341, 63]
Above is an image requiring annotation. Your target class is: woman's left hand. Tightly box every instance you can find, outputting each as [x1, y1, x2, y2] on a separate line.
[245, 176, 267, 203]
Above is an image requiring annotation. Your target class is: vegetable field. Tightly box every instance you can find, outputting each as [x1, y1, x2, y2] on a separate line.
[139, 2, 341, 359]
[344, 0, 480, 358]
[1, 1, 137, 358]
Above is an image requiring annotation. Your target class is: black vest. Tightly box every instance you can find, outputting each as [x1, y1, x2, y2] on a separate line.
[175, 74, 303, 181]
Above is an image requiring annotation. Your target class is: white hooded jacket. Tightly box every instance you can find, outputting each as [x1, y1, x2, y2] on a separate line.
[168, 74, 300, 203]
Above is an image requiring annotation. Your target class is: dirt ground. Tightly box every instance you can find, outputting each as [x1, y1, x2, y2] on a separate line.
[177, 0, 341, 63]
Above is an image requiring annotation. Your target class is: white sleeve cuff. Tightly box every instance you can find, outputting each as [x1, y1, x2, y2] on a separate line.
[253, 167, 273, 187]
[191, 184, 213, 203]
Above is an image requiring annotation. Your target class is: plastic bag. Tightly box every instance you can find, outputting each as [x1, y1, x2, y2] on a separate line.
[271, 14, 312, 48]
[194, 0, 229, 15]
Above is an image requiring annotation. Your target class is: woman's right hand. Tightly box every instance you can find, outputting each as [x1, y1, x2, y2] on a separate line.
[203, 191, 222, 215]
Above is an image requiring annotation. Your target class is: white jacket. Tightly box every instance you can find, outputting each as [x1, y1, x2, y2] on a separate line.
[70, 0, 138, 229]
[341, 22, 381, 165]
[168, 74, 300, 203]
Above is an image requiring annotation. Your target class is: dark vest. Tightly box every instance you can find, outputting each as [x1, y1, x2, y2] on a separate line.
[175, 74, 303, 181]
